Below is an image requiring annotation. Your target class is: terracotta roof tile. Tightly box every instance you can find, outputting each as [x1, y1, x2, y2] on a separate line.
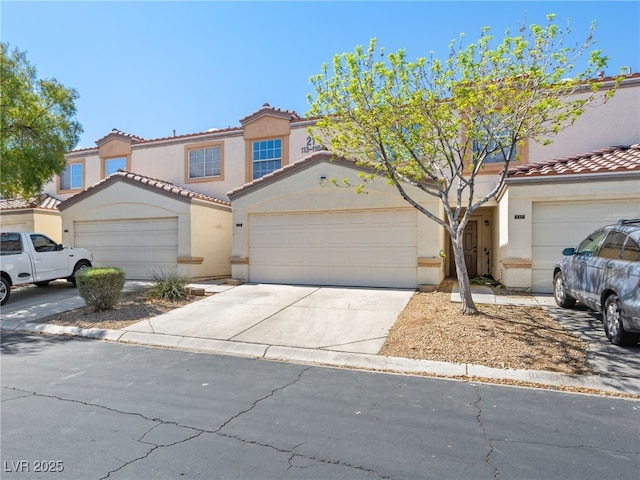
[0, 193, 62, 211]
[508, 144, 640, 178]
[58, 170, 230, 211]
[95, 128, 146, 145]
[239, 103, 301, 125]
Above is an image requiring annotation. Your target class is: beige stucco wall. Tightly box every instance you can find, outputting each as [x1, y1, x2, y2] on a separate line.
[188, 200, 232, 280]
[231, 160, 444, 286]
[43, 121, 316, 204]
[131, 135, 246, 201]
[0, 210, 62, 242]
[60, 181, 232, 278]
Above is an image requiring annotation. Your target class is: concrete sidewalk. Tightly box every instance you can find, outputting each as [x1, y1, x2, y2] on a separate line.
[2, 281, 639, 397]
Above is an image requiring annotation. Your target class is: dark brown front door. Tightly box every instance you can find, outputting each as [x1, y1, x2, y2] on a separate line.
[449, 220, 478, 277]
[463, 221, 478, 276]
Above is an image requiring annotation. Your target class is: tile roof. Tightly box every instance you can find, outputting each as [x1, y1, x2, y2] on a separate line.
[58, 170, 231, 211]
[228, 150, 398, 200]
[0, 193, 62, 211]
[508, 144, 640, 178]
[95, 128, 146, 145]
[239, 103, 301, 125]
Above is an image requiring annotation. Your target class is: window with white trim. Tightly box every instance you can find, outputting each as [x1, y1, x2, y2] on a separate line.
[188, 146, 221, 179]
[252, 139, 282, 179]
[60, 163, 83, 190]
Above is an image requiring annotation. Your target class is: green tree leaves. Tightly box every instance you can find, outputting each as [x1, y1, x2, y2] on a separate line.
[307, 15, 623, 314]
[1, 43, 82, 198]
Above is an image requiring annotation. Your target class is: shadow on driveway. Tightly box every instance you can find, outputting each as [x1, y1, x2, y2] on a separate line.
[1, 331, 83, 356]
[545, 304, 640, 378]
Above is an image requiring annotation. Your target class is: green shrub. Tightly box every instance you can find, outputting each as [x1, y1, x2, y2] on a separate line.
[76, 267, 126, 311]
[149, 270, 190, 302]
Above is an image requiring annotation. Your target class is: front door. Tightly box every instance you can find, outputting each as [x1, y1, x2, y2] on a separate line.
[449, 220, 479, 277]
[463, 221, 478, 277]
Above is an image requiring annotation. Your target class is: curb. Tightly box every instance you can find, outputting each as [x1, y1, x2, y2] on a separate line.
[3, 323, 639, 397]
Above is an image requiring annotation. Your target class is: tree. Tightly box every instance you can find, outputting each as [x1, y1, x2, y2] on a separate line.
[0, 42, 82, 199]
[307, 14, 622, 314]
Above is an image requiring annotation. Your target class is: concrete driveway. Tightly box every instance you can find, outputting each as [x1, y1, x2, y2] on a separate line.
[0, 280, 150, 327]
[545, 303, 640, 379]
[123, 283, 415, 354]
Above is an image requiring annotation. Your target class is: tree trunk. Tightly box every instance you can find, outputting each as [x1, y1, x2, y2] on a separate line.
[450, 234, 479, 315]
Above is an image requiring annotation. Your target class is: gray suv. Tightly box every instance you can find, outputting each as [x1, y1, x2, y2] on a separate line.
[553, 219, 640, 346]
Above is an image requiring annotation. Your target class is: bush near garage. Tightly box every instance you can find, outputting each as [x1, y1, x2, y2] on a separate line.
[149, 270, 191, 302]
[76, 267, 126, 311]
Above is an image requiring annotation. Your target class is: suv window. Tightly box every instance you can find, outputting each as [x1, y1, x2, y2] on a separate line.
[576, 230, 608, 255]
[598, 231, 626, 259]
[621, 237, 640, 262]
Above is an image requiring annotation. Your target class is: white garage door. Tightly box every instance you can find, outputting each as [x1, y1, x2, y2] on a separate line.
[249, 209, 417, 288]
[531, 200, 640, 293]
[74, 218, 179, 279]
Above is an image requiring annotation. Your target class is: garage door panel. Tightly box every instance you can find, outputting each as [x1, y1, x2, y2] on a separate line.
[249, 210, 417, 288]
[74, 218, 178, 280]
[531, 201, 639, 293]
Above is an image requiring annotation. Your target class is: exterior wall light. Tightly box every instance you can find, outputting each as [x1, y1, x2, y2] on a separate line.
[320, 176, 327, 186]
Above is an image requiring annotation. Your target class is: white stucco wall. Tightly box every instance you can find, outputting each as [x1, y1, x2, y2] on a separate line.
[528, 81, 640, 162]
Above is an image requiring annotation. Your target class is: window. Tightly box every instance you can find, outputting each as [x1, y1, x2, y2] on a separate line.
[576, 231, 608, 256]
[472, 139, 515, 164]
[598, 232, 626, 259]
[252, 139, 282, 179]
[105, 157, 127, 176]
[470, 112, 517, 164]
[1, 233, 23, 254]
[188, 146, 221, 179]
[621, 237, 640, 262]
[30, 234, 59, 252]
[60, 163, 83, 190]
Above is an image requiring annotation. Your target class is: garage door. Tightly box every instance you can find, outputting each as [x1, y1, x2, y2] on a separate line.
[0, 220, 29, 232]
[74, 218, 179, 279]
[249, 209, 417, 288]
[531, 200, 640, 293]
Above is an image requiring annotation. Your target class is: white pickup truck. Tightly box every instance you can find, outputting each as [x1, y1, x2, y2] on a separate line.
[0, 232, 93, 306]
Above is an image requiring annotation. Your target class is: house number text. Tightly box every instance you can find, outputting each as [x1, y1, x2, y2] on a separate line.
[301, 136, 322, 154]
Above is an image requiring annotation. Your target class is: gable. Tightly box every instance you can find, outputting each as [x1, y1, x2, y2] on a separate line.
[98, 138, 133, 158]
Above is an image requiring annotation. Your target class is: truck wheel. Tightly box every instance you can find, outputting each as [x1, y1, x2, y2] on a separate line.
[69, 260, 91, 286]
[35, 281, 51, 287]
[0, 277, 10, 306]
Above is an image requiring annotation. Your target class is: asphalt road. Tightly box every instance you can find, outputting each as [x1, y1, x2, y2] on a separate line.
[1, 332, 638, 480]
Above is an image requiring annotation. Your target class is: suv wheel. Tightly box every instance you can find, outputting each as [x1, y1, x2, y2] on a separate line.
[554, 271, 576, 308]
[603, 294, 639, 346]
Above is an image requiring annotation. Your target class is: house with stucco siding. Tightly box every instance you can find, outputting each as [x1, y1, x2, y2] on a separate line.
[2, 74, 638, 290]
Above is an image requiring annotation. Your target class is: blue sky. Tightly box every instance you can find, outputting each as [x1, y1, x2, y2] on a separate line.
[2, 1, 638, 149]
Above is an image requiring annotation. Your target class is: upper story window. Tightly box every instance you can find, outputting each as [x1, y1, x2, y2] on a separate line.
[105, 157, 127, 176]
[59, 162, 83, 191]
[188, 146, 221, 179]
[252, 139, 282, 179]
[472, 139, 516, 164]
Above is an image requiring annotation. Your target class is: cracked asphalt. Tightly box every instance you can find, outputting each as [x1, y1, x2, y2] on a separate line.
[2, 332, 638, 479]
